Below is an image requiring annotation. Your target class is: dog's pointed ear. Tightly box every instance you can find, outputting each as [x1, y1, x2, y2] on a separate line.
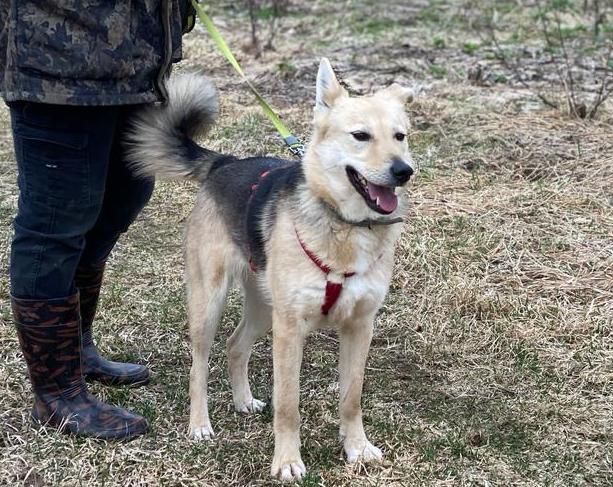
[380, 83, 414, 104]
[315, 58, 347, 112]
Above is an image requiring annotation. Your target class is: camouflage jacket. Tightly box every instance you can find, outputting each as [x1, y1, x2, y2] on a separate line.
[0, 0, 184, 105]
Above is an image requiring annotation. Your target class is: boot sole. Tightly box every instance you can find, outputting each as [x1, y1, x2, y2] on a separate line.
[84, 371, 152, 388]
[31, 411, 148, 441]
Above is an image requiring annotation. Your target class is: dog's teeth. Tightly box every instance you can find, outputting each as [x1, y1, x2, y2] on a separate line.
[376, 197, 380, 206]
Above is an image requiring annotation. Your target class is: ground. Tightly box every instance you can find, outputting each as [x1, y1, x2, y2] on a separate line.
[1, 1, 612, 486]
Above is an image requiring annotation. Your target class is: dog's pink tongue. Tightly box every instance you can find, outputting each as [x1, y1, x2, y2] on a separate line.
[367, 183, 398, 213]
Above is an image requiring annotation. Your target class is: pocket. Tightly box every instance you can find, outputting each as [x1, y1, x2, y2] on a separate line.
[14, 124, 90, 208]
[15, 1, 135, 81]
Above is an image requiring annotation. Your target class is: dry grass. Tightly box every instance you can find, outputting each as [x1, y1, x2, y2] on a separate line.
[1, 1, 612, 485]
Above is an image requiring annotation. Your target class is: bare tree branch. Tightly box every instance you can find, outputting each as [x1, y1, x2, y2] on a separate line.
[486, 22, 560, 110]
[589, 41, 613, 118]
[554, 11, 582, 117]
[247, 0, 261, 58]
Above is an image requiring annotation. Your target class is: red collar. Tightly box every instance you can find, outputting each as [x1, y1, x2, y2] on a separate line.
[296, 231, 355, 315]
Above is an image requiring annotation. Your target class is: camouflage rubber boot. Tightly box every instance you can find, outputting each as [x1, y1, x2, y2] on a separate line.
[75, 263, 151, 387]
[12, 294, 148, 440]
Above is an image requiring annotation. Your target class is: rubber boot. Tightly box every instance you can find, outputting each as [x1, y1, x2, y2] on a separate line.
[12, 294, 148, 440]
[75, 263, 151, 387]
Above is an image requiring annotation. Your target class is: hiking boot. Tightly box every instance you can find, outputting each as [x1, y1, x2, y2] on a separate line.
[75, 263, 151, 387]
[12, 294, 148, 440]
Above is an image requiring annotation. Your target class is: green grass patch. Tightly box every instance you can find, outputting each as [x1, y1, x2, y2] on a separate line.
[429, 64, 447, 79]
[350, 18, 399, 36]
[462, 41, 480, 55]
[433, 36, 446, 49]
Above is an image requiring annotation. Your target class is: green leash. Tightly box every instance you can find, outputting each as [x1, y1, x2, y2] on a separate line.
[191, 1, 305, 158]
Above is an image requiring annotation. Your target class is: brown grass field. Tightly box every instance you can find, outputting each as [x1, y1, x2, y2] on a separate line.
[1, 1, 612, 485]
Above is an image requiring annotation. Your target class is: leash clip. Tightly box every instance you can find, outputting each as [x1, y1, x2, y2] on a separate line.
[284, 135, 305, 159]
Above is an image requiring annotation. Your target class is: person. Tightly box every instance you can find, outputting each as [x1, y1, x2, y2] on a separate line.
[0, 0, 193, 440]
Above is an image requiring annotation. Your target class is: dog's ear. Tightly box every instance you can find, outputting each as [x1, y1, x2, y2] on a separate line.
[380, 83, 414, 104]
[315, 58, 347, 112]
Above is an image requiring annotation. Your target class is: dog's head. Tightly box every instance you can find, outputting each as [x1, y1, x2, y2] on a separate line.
[304, 58, 415, 221]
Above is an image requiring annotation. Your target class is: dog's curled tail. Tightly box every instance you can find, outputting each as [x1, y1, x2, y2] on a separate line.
[126, 72, 221, 182]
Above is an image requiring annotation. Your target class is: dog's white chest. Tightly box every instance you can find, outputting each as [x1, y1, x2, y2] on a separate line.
[293, 266, 390, 328]
[332, 270, 389, 320]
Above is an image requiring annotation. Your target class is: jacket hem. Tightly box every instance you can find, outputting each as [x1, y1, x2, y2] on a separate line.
[1, 90, 160, 106]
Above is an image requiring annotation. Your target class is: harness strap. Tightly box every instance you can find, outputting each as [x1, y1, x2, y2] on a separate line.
[296, 232, 355, 315]
[322, 281, 343, 316]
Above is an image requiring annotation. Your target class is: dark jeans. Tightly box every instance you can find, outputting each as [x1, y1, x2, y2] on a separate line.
[9, 102, 155, 300]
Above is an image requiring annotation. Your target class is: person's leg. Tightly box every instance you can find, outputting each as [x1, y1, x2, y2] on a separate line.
[75, 104, 155, 386]
[9, 101, 113, 299]
[9, 101, 147, 440]
[79, 104, 155, 267]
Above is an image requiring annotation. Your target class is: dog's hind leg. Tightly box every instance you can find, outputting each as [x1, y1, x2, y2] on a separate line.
[187, 228, 232, 441]
[227, 276, 271, 413]
[338, 315, 383, 463]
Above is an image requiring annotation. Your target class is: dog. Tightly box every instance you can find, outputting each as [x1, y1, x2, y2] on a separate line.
[127, 58, 415, 481]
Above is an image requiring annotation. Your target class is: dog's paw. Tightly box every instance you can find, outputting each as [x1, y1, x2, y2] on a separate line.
[271, 455, 306, 482]
[189, 424, 215, 441]
[344, 439, 383, 464]
[234, 397, 267, 414]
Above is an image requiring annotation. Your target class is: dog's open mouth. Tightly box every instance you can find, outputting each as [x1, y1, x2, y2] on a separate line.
[346, 166, 398, 214]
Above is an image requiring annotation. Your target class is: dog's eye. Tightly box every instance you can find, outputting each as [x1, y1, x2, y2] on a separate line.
[351, 131, 372, 142]
[395, 132, 406, 142]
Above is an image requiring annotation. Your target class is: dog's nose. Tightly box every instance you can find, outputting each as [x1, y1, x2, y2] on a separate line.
[390, 158, 413, 184]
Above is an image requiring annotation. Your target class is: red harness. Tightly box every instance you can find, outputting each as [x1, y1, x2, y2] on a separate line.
[248, 169, 355, 315]
[296, 233, 355, 315]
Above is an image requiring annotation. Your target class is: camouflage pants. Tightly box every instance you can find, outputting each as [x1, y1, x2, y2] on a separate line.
[8, 102, 154, 299]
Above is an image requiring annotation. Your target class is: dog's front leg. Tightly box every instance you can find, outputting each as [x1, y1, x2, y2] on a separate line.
[270, 310, 306, 481]
[338, 317, 383, 463]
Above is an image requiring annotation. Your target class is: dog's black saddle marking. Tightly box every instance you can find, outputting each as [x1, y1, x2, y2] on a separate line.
[246, 162, 304, 271]
[204, 156, 304, 272]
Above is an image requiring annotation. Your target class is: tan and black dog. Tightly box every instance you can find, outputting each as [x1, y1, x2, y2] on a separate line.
[127, 58, 415, 481]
